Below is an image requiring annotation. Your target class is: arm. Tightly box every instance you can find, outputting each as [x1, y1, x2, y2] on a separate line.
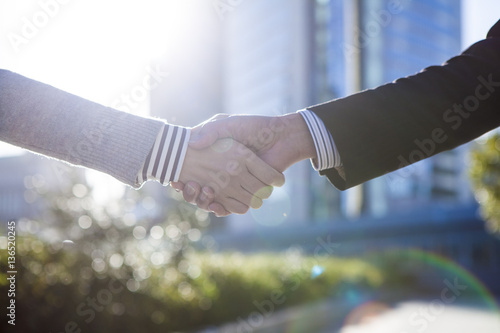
[188, 113, 317, 173]
[176, 20, 500, 212]
[0, 69, 162, 187]
[310, 19, 500, 189]
[179, 138, 284, 214]
[0, 70, 284, 214]
[173, 113, 319, 215]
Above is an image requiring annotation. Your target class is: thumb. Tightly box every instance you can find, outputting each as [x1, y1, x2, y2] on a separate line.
[189, 114, 231, 150]
[206, 113, 231, 121]
[189, 129, 218, 150]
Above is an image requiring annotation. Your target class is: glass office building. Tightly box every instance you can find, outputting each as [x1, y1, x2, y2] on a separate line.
[215, 1, 500, 293]
[310, 0, 470, 219]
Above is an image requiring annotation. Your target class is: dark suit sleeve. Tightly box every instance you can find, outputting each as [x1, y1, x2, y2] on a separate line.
[309, 19, 500, 191]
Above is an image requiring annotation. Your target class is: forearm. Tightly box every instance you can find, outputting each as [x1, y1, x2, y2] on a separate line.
[309, 28, 500, 190]
[0, 69, 164, 187]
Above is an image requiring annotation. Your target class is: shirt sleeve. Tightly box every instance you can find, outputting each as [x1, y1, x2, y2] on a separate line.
[136, 124, 191, 186]
[298, 109, 342, 171]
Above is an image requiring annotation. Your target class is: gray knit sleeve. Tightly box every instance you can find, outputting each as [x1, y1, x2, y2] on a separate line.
[0, 69, 164, 188]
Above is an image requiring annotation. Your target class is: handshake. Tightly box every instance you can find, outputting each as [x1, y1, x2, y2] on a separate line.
[0, 70, 337, 212]
[172, 113, 317, 217]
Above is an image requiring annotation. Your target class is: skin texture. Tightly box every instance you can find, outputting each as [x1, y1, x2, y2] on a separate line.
[173, 113, 316, 216]
[178, 137, 285, 214]
[174, 20, 500, 215]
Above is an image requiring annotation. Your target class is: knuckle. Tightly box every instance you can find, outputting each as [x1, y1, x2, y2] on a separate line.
[196, 198, 209, 210]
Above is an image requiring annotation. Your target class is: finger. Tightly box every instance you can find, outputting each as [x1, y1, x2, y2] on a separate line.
[190, 113, 229, 135]
[250, 195, 263, 210]
[256, 185, 273, 200]
[170, 181, 185, 192]
[222, 182, 259, 210]
[246, 155, 286, 187]
[241, 183, 274, 200]
[189, 128, 219, 150]
[229, 149, 275, 200]
[183, 182, 201, 204]
[196, 187, 216, 211]
[217, 196, 250, 215]
[208, 202, 231, 217]
[227, 188, 263, 210]
[189, 114, 232, 150]
[235, 179, 268, 207]
[194, 113, 230, 126]
[209, 113, 231, 121]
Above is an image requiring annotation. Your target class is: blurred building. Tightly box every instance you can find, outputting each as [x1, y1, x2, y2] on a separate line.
[310, 0, 470, 219]
[200, 0, 500, 294]
[0, 154, 35, 221]
[216, 0, 470, 223]
[1, 0, 498, 295]
[150, 2, 224, 128]
[0, 153, 85, 222]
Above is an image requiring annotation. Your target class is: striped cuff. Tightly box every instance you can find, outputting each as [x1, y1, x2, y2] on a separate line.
[136, 123, 191, 186]
[298, 109, 342, 171]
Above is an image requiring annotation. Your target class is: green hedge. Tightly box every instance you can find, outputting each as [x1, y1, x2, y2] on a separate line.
[0, 235, 382, 332]
[469, 133, 500, 234]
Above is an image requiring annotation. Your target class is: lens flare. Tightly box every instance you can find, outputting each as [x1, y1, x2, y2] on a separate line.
[311, 265, 325, 279]
[337, 248, 500, 332]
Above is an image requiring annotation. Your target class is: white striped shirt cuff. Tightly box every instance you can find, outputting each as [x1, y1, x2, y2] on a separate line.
[136, 124, 191, 186]
[298, 109, 342, 171]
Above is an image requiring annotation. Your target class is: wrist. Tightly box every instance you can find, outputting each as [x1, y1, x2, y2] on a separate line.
[277, 113, 316, 165]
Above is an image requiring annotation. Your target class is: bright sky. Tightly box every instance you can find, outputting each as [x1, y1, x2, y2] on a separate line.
[461, 0, 500, 47]
[0, 0, 498, 158]
[0, 0, 203, 199]
[0, 0, 199, 157]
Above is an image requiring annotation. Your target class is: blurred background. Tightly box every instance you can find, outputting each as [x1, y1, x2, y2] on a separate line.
[1, 0, 500, 332]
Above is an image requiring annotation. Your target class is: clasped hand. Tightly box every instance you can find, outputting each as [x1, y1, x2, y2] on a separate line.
[174, 113, 316, 216]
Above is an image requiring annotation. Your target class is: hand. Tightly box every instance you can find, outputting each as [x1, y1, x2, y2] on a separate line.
[189, 113, 316, 172]
[172, 113, 316, 215]
[177, 137, 285, 215]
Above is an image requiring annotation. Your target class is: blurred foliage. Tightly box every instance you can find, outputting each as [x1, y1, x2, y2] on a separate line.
[0, 169, 384, 332]
[367, 251, 420, 288]
[0, 238, 383, 332]
[469, 133, 500, 235]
